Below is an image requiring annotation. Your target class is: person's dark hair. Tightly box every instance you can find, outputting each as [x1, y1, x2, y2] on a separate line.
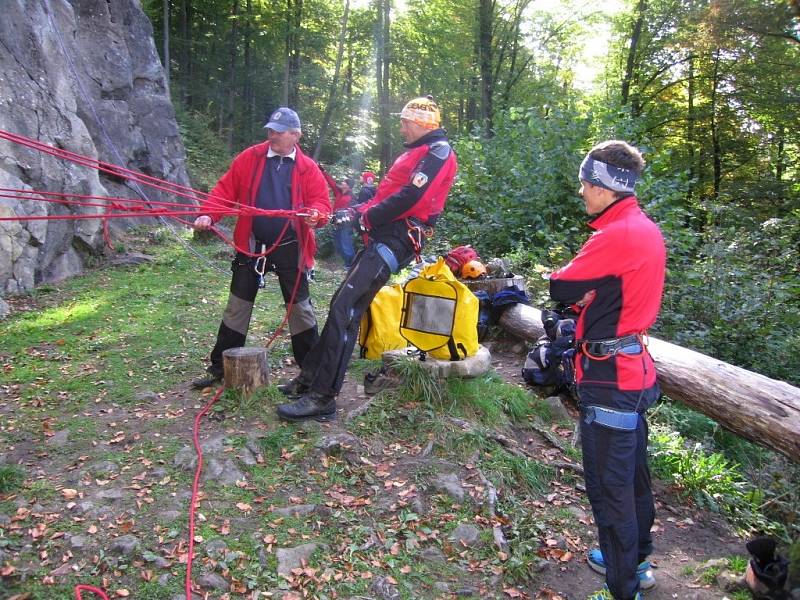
[588, 140, 645, 198]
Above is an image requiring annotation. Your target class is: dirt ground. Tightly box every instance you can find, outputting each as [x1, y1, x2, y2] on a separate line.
[0, 267, 750, 600]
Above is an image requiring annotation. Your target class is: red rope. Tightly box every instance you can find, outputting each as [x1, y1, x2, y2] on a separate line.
[186, 387, 225, 597]
[74, 584, 110, 600]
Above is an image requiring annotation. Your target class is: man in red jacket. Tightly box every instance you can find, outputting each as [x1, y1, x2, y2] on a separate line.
[276, 96, 458, 421]
[191, 107, 330, 388]
[549, 140, 666, 600]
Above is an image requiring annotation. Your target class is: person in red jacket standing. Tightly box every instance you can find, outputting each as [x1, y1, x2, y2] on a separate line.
[321, 171, 356, 268]
[276, 95, 458, 421]
[549, 140, 666, 600]
[191, 107, 330, 388]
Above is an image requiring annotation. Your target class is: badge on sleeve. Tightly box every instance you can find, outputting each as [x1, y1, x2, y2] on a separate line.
[412, 172, 429, 188]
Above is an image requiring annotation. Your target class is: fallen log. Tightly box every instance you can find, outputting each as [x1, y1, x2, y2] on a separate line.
[498, 304, 800, 462]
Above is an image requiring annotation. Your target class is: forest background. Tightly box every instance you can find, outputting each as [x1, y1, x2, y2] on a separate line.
[142, 0, 799, 387]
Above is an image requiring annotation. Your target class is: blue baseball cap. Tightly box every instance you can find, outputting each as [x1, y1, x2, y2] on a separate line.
[264, 107, 301, 132]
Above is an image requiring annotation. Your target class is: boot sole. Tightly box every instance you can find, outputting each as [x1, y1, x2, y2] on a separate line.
[277, 411, 336, 423]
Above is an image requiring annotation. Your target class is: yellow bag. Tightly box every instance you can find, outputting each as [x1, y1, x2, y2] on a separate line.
[358, 283, 407, 359]
[400, 258, 479, 360]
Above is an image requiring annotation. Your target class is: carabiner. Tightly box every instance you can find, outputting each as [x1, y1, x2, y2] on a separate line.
[254, 255, 267, 288]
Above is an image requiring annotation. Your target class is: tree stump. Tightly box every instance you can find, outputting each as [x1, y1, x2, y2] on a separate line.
[462, 275, 526, 296]
[222, 347, 269, 395]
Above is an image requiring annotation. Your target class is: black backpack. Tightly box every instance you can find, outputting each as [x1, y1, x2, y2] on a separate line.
[521, 308, 576, 391]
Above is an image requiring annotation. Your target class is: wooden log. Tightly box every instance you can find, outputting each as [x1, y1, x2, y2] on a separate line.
[498, 303, 800, 462]
[222, 347, 269, 395]
[461, 275, 526, 296]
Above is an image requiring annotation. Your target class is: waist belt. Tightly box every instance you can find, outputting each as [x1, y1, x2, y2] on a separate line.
[584, 405, 639, 431]
[580, 334, 642, 357]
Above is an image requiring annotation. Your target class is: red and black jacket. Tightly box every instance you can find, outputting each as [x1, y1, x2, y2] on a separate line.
[358, 128, 457, 229]
[549, 196, 666, 391]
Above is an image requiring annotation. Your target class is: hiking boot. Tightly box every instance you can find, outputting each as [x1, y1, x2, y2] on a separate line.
[586, 585, 643, 600]
[587, 548, 656, 590]
[277, 377, 310, 398]
[276, 392, 336, 422]
[363, 367, 400, 395]
[191, 371, 223, 389]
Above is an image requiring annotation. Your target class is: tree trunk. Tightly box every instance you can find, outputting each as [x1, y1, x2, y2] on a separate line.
[622, 0, 646, 113]
[314, 0, 351, 160]
[179, 0, 192, 107]
[223, 347, 270, 395]
[498, 304, 800, 462]
[282, 0, 302, 107]
[163, 0, 170, 93]
[478, 0, 494, 131]
[686, 54, 695, 206]
[710, 48, 722, 202]
[224, 0, 240, 151]
[375, 0, 392, 171]
[242, 0, 254, 145]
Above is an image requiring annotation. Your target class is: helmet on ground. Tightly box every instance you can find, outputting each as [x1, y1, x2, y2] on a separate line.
[461, 260, 487, 279]
[400, 95, 440, 130]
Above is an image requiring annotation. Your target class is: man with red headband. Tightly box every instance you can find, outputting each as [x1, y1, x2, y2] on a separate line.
[276, 95, 458, 421]
[549, 140, 666, 600]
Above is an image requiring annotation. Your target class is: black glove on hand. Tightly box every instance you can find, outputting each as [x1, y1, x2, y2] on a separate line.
[332, 208, 355, 226]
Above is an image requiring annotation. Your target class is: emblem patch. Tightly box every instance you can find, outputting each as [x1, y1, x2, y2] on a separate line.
[412, 172, 429, 188]
[272, 111, 282, 120]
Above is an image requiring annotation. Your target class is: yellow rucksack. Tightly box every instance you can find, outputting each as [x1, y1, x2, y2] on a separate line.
[358, 283, 407, 359]
[400, 258, 479, 360]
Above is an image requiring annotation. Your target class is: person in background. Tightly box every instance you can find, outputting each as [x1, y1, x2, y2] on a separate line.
[321, 171, 356, 268]
[275, 95, 458, 422]
[549, 140, 666, 600]
[191, 107, 330, 388]
[355, 171, 377, 205]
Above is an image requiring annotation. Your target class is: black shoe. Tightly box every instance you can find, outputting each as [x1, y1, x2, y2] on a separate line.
[277, 377, 310, 398]
[191, 372, 223, 389]
[276, 392, 336, 422]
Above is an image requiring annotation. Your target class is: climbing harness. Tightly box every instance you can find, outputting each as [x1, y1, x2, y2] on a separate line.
[405, 217, 434, 263]
[578, 333, 646, 360]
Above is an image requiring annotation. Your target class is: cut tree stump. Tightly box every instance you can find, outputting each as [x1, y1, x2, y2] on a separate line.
[462, 275, 526, 296]
[498, 303, 800, 462]
[222, 347, 269, 395]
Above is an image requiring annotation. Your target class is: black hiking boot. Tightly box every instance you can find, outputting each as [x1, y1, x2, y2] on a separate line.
[277, 377, 310, 398]
[276, 392, 336, 422]
[191, 370, 223, 389]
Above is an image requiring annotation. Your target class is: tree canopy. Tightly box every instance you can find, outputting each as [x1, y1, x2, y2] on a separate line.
[144, 0, 799, 384]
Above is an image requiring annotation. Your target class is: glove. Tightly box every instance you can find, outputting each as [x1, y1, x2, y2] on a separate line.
[332, 208, 355, 226]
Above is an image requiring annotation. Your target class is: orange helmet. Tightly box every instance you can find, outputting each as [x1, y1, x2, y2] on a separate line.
[461, 260, 487, 279]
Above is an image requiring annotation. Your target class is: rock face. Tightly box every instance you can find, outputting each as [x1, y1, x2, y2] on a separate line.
[0, 0, 190, 294]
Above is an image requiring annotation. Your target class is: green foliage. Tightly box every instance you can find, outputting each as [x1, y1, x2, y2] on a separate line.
[648, 424, 780, 536]
[443, 106, 590, 259]
[0, 464, 25, 494]
[174, 105, 233, 192]
[656, 209, 800, 385]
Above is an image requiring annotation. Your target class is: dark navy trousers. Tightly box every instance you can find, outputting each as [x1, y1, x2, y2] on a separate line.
[296, 240, 414, 398]
[207, 241, 318, 376]
[579, 385, 658, 600]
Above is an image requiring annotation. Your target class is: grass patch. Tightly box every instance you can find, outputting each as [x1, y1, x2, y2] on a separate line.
[0, 464, 25, 493]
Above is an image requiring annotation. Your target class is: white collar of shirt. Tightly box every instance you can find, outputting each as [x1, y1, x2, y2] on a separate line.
[267, 146, 296, 161]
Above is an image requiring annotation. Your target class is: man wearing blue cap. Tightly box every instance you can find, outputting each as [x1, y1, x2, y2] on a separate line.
[549, 140, 666, 600]
[191, 107, 330, 388]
